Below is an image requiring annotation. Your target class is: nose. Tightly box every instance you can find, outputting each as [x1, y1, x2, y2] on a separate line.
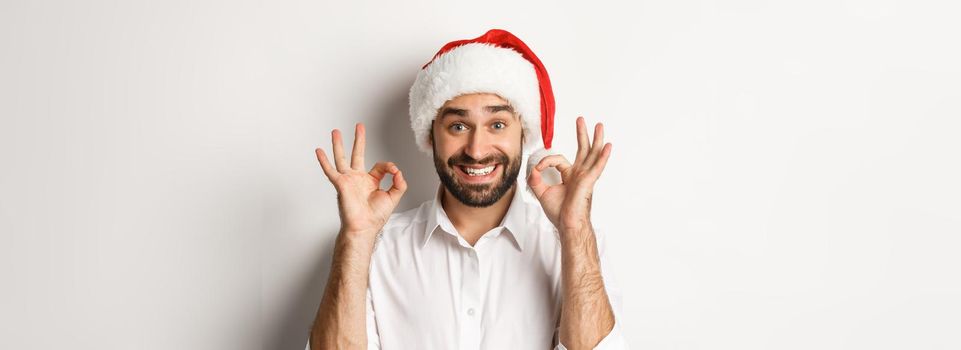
[464, 129, 491, 161]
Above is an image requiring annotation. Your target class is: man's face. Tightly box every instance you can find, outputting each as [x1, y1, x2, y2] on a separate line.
[430, 93, 524, 207]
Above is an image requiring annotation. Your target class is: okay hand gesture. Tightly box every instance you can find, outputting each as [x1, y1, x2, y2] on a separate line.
[527, 117, 612, 234]
[315, 123, 407, 240]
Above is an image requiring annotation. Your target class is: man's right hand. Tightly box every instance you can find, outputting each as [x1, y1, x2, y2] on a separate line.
[315, 123, 408, 242]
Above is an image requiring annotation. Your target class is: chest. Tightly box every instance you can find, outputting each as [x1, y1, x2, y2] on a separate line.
[368, 233, 562, 348]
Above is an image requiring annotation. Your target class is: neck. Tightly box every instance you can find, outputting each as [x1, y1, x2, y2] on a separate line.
[441, 184, 516, 246]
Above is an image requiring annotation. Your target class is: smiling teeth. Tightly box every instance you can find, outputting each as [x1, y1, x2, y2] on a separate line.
[464, 165, 495, 176]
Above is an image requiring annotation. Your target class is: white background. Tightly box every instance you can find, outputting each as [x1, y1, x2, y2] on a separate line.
[2, 0, 959, 349]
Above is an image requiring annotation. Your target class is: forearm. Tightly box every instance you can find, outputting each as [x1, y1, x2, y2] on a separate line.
[558, 227, 615, 350]
[309, 229, 377, 350]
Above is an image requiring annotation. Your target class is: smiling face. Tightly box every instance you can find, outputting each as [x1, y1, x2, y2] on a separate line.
[430, 93, 525, 207]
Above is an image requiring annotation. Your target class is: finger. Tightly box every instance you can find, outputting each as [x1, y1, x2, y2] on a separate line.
[585, 122, 605, 167]
[387, 167, 408, 202]
[527, 165, 548, 198]
[574, 116, 590, 166]
[315, 148, 338, 180]
[350, 123, 366, 170]
[331, 129, 349, 172]
[534, 154, 573, 175]
[369, 161, 395, 181]
[589, 143, 613, 177]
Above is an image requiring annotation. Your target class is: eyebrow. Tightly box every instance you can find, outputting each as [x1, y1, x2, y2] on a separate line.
[439, 105, 515, 120]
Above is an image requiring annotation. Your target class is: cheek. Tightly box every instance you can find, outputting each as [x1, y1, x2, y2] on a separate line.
[503, 129, 525, 150]
[432, 137, 461, 160]
[433, 135, 458, 151]
[492, 142, 523, 159]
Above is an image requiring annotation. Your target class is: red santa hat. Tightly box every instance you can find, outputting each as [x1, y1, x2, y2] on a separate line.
[408, 29, 556, 160]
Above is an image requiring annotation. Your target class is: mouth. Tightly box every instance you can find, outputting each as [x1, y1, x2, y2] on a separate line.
[454, 163, 501, 184]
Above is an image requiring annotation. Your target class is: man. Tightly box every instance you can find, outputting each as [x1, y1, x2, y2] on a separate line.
[307, 29, 628, 349]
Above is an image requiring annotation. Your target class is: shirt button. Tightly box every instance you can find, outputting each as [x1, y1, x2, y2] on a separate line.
[467, 308, 475, 316]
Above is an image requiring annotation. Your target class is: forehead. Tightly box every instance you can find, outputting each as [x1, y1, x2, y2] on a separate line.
[443, 93, 508, 107]
[436, 93, 517, 121]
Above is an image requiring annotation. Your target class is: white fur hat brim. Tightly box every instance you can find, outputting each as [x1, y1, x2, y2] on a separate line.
[408, 42, 542, 155]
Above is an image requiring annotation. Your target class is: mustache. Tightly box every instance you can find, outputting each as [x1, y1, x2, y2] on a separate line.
[447, 152, 508, 167]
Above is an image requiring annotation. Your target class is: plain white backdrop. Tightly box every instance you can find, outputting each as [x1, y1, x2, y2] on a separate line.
[2, 0, 959, 349]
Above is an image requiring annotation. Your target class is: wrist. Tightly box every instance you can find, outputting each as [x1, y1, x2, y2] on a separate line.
[338, 227, 380, 250]
[558, 220, 593, 238]
[557, 211, 591, 233]
[340, 225, 380, 239]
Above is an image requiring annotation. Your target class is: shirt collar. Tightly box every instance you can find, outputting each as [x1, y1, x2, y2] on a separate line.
[422, 183, 527, 251]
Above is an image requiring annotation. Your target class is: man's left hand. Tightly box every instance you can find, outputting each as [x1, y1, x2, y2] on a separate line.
[528, 116, 612, 235]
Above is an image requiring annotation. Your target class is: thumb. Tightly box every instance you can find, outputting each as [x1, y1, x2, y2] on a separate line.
[527, 165, 548, 199]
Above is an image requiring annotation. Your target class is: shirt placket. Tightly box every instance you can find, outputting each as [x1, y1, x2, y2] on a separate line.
[459, 247, 481, 349]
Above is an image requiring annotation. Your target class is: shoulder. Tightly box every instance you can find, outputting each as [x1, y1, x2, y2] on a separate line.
[381, 205, 423, 232]
[519, 188, 614, 252]
[515, 193, 564, 251]
[372, 199, 431, 251]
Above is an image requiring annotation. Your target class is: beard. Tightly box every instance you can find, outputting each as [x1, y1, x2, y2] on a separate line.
[433, 144, 522, 208]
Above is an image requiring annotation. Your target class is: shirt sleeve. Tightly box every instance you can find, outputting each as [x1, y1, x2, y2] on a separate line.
[553, 228, 630, 350]
[304, 287, 381, 350]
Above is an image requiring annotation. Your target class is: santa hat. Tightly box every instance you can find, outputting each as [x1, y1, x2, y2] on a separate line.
[408, 29, 557, 168]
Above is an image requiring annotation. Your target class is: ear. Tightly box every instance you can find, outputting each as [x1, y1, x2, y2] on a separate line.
[518, 114, 526, 145]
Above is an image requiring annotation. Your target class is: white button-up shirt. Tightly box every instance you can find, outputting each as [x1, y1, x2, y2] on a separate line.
[307, 185, 628, 349]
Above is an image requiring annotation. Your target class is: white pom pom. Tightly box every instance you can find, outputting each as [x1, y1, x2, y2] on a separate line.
[526, 147, 563, 187]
